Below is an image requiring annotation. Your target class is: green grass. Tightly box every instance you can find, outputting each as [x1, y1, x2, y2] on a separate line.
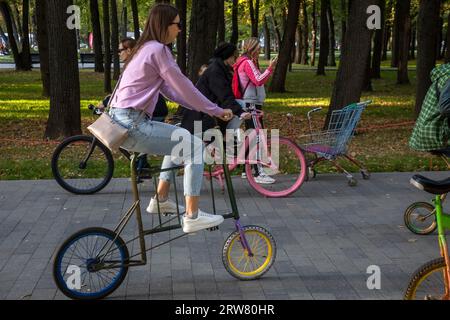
[0, 66, 447, 180]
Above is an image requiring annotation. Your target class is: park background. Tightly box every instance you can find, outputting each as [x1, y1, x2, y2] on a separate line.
[0, 0, 449, 180]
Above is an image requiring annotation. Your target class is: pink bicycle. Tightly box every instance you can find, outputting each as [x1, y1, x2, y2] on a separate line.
[204, 104, 307, 198]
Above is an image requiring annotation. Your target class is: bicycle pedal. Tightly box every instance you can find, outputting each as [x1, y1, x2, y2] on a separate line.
[207, 226, 219, 232]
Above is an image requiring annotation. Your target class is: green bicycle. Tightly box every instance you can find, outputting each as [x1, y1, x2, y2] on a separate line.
[404, 174, 450, 300]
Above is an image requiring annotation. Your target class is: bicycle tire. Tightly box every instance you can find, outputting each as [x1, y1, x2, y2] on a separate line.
[404, 257, 448, 300]
[51, 135, 114, 194]
[222, 225, 276, 280]
[53, 227, 129, 300]
[404, 201, 437, 235]
[245, 137, 307, 198]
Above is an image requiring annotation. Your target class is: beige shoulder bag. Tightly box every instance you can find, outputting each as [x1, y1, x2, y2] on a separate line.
[87, 76, 143, 151]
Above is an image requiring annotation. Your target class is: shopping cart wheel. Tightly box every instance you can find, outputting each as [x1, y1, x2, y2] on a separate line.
[360, 169, 370, 180]
[348, 178, 357, 187]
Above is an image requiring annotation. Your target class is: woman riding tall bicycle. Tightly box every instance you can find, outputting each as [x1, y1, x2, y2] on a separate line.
[108, 3, 233, 233]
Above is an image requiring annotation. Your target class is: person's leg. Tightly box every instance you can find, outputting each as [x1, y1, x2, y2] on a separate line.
[141, 122, 204, 216]
[111, 108, 223, 232]
[225, 116, 243, 160]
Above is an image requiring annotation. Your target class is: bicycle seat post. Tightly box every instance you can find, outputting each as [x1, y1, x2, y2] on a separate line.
[130, 153, 141, 203]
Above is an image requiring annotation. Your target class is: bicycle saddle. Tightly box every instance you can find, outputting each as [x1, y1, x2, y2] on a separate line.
[410, 174, 450, 195]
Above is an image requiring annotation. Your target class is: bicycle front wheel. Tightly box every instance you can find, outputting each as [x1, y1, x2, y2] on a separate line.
[245, 137, 306, 197]
[51, 135, 114, 194]
[404, 201, 437, 235]
[404, 258, 449, 300]
[222, 225, 276, 280]
[53, 227, 129, 300]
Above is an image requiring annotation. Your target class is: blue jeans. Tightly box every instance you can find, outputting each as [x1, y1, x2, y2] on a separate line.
[109, 107, 204, 196]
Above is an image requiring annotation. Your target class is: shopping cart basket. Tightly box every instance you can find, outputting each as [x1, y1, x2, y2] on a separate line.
[301, 100, 372, 186]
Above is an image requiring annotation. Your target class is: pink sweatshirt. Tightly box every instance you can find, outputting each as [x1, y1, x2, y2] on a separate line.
[111, 40, 225, 118]
[236, 56, 273, 105]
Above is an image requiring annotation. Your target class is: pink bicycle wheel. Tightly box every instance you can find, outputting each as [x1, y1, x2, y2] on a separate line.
[245, 137, 306, 198]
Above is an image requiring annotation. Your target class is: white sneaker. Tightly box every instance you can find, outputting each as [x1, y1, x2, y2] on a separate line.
[254, 172, 276, 184]
[241, 172, 247, 179]
[146, 198, 185, 215]
[182, 210, 224, 233]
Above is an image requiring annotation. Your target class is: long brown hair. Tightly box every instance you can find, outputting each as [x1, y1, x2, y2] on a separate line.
[125, 3, 179, 68]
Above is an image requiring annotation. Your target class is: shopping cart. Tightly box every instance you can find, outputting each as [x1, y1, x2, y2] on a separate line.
[301, 100, 372, 186]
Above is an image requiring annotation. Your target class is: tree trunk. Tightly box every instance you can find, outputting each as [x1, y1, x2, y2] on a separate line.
[397, 0, 411, 84]
[382, 25, 390, 60]
[90, 0, 104, 72]
[371, 0, 385, 79]
[269, 0, 301, 92]
[340, 0, 346, 48]
[20, 0, 32, 71]
[263, 14, 271, 60]
[310, 0, 317, 66]
[188, 0, 220, 83]
[111, 0, 120, 80]
[415, 0, 441, 116]
[175, 0, 187, 74]
[45, 0, 81, 139]
[35, 0, 50, 97]
[300, 0, 309, 65]
[327, 2, 336, 67]
[391, 1, 400, 68]
[317, 0, 329, 75]
[130, 0, 140, 40]
[12, 3, 22, 41]
[121, 0, 128, 39]
[0, 1, 22, 70]
[295, 24, 302, 64]
[270, 6, 282, 52]
[362, 36, 373, 91]
[230, 0, 238, 45]
[249, 0, 257, 37]
[410, 23, 416, 60]
[103, 0, 112, 93]
[327, 0, 377, 126]
[217, 0, 225, 44]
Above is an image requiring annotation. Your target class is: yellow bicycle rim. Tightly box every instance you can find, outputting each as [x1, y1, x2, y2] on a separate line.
[227, 230, 273, 277]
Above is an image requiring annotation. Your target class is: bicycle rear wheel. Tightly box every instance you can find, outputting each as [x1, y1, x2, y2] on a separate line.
[51, 135, 114, 194]
[404, 258, 449, 300]
[53, 227, 129, 300]
[404, 201, 437, 235]
[245, 137, 306, 197]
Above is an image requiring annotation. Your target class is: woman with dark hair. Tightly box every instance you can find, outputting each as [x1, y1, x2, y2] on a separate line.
[181, 42, 251, 135]
[109, 3, 233, 233]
